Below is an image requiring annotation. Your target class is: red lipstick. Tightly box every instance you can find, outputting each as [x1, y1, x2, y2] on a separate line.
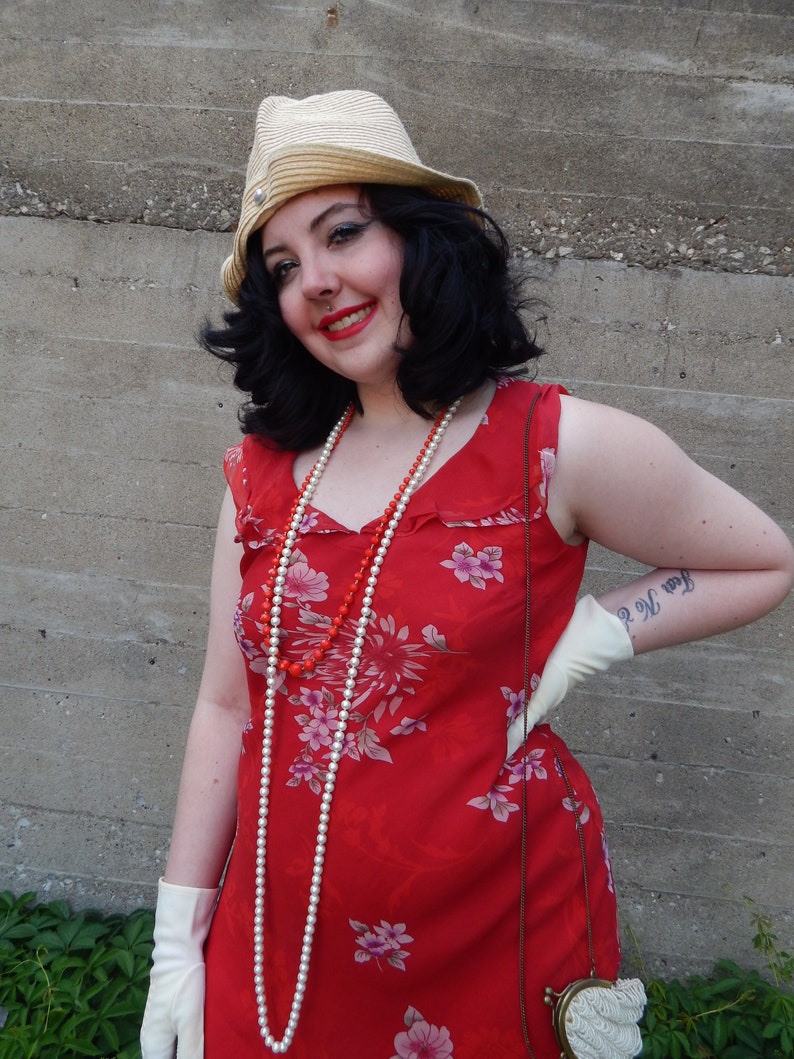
[318, 300, 377, 341]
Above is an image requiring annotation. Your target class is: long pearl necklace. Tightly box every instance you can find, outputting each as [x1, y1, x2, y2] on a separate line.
[254, 399, 461, 1053]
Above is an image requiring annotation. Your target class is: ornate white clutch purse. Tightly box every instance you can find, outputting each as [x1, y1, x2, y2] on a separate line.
[544, 976, 647, 1059]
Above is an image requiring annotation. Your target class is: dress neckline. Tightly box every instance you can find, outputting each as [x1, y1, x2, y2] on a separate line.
[298, 384, 501, 535]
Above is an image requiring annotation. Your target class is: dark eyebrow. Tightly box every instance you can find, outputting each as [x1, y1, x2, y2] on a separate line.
[262, 201, 362, 263]
[308, 201, 362, 232]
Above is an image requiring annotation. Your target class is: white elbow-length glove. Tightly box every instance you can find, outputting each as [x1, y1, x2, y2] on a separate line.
[506, 595, 633, 759]
[140, 878, 220, 1059]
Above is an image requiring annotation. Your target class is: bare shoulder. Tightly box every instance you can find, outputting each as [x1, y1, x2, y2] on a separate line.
[558, 394, 670, 448]
[552, 395, 793, 571]
[556, 394, 692, 487]
[548, 395, 680, 544]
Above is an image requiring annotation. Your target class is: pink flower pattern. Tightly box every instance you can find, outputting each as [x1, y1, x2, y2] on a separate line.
[562, 795, 592, 826]
[539, 447, 556, 499]
[421, 624, 464, 653]
[246, 606, 434, 785]
[440, 542, 504, 590]
[350, 918, 414, 972]
[602, 829, 616, 894]
[447, 505, 524, 529]
[358, 614, 428, 718]
[507, 747, 548, 784]
[283, 557, 329, 603]
[286, 757, 323, 795]
[466, 784, 520, 822]
[501, 684, 526, 724]
[390, 716, 428, 736]
[391, 1008, 454, 1058]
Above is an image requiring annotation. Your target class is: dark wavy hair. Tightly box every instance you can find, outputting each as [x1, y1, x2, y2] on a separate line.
[202, 184, 543, 450]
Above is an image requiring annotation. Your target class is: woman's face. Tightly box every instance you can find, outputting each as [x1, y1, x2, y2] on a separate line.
[261, 184, 407, 394]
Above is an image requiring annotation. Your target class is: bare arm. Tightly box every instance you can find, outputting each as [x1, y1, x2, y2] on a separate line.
[549, 396, 794, 653]
[162, 487, 251, 887]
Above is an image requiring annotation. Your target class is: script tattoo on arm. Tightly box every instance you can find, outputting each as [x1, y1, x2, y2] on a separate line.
[618, 569, 695, 631]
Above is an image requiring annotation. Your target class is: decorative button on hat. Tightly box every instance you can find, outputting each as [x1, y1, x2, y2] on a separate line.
[221, 89, 482, 303]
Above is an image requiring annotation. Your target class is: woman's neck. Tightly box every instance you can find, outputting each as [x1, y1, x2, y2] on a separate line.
[292, 380, 497, 533]
[351, 381, 422, 430]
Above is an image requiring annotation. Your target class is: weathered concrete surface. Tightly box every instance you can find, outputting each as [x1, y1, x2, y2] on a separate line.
[1, 0, 792, 984]
[1, 214, 791, 981]
[1, 0, 793, 274]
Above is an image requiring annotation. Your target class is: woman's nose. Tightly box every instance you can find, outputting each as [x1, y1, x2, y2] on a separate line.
[300, 253, 339, 302]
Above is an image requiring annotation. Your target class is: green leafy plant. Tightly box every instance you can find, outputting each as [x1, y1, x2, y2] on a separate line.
[0, 890, 153, 1059]
[639, 900, 794, 1059]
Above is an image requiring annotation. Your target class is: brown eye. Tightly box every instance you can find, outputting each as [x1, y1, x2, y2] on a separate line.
[271, 259, 298, 286]
[328, 222, 370, 246]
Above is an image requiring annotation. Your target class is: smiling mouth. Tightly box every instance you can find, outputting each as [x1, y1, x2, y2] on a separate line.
[321, 302, 376, 333]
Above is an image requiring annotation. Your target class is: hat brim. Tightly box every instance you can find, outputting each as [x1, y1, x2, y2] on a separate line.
[221, 143, 482, 303]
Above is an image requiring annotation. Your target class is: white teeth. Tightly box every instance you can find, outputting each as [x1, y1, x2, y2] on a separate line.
[326, 305, 373, 332]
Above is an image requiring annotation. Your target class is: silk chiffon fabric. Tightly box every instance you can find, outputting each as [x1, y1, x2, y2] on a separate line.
[204, 380, 621, 1058]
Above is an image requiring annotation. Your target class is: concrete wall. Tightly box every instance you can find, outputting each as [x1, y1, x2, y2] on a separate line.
[1, 0, 792, 980]
[3, 0, 792, 273]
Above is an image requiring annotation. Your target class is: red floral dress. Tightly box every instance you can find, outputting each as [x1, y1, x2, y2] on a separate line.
[204, 380, 621, 1058]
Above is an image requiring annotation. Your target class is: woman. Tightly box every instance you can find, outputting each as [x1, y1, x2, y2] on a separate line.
[140, 91, 793, 1059]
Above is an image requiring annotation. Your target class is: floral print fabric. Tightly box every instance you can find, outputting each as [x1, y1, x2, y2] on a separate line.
[204, 380, 621, 1058]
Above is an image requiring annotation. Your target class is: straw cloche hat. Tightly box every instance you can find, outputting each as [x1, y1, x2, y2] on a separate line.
[221, 89, 482, 303]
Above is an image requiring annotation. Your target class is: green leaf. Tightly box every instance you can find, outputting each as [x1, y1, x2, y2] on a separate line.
[707, 975, 743, 995]
[713, 1013, 728, 1053]
[0, 923, 38, 943]
[0, 891, 36, 912]
[733, 1018, 762, 1048]
[114, 948, 135, 978]
[643, 1008, 657, 1032]
[97, 1016, 121, 1052]
[65, 1038, 104, 1057]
